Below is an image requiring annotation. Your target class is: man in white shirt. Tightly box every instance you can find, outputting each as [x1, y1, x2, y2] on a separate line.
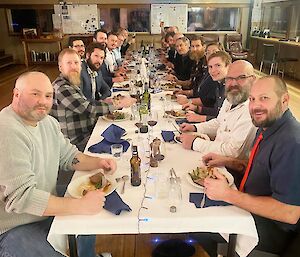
[180, 60, 257, 158]
[113, 33, 125, 66]
[105, 32, 118, 73]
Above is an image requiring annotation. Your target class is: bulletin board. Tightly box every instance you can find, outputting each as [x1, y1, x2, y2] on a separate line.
[53, 4, 99, 34]
[151, 4, 188, 34]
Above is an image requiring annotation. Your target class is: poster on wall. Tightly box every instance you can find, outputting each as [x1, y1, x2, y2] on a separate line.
[54, 4, 99, 34]
[151, 4, 188, 34]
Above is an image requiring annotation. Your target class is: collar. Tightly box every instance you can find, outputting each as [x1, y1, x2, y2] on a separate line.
[87, 65, 98, 78]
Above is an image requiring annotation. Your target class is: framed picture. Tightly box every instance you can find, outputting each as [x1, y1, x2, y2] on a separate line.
[23, 28, 37, 39]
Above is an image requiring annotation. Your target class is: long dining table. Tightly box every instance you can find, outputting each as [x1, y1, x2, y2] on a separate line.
[48, 87, 258, 257]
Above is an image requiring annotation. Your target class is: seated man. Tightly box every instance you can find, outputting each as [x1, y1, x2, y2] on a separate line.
[51, 48, 134, 151]
[0, 71, 116, 257]
[81, 42, 111, 101]
[180, 60, 257, 158]
[69, 37, 86, 60]
[183, 51, 231, 122]
[195, 75, 300, 257]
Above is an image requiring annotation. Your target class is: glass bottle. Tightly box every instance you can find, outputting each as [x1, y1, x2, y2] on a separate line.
[130, 146, 141, 186]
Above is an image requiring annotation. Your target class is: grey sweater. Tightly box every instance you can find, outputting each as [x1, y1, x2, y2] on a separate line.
[0, 105, 79, 235]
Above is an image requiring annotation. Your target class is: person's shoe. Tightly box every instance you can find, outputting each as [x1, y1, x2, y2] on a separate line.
[97, 253, 112, 257]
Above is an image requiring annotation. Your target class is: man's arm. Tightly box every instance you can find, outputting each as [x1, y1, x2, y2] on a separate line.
[43, 190, 106, 216]
[205, 171, 300, 224]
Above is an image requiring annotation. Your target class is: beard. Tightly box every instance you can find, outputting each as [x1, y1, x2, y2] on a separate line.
[18, 101, 51, 124]
[66, 71, 81, 86]
[189, 49, 205, 61]
[226, 84, 249, 106]
[251, 100, 283, 128]
[87, 58, 101, 71]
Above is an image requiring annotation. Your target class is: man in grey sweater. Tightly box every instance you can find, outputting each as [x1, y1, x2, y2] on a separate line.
[0, 72, 116, 257]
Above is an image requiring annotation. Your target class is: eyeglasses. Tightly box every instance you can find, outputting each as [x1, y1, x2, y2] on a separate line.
[225, 75, 254, 83]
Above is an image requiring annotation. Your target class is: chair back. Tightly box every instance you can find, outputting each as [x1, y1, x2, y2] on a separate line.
[262, 44, 277, 62]
[201, 34, 219, 44]
[225, 34, 243, 52]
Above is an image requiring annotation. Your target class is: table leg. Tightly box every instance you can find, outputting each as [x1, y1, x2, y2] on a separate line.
[68, 235, 79, 257]
[227, 234, 237, 257]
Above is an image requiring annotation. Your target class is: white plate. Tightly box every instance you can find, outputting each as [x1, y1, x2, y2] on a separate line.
[102, 112, 131, 122]
[174, 135, 182, 144]
[165, 110, 186, 119]
[67, 173, 117, 199]
[185, 167, 234, 190]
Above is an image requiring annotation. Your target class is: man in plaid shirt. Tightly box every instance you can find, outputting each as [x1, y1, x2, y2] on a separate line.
[51, 48, 134, 151]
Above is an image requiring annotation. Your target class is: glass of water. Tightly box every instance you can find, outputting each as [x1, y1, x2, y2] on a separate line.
[111, 144, 123, 159]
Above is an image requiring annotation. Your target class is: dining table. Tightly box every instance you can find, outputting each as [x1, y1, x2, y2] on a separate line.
[48, 67, 258, 257]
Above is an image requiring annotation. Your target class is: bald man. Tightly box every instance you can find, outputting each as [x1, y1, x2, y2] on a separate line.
[0, 72, 116, 257]
[194, 76, 300, 257]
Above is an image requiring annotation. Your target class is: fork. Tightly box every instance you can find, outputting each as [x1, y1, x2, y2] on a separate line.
[200, 190, 206, 208]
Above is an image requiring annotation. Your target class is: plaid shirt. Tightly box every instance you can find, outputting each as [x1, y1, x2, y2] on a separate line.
[51, 74, 114, 151]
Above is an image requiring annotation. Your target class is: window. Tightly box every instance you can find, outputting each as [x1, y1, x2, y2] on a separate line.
[6, 8, 54, 35]
[261, 3, 290, 37]
[187, 7, 240, 32]
[289, 3, 300, 39]
[100, 7, 150, 32]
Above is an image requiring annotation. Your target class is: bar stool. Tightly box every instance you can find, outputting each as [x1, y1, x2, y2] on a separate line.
[278, 57, 299, 79]
[259, 44, 278, 75]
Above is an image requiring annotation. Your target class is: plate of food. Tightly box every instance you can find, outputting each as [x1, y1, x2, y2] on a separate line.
[174, 135, 182, 144]
[165, 110, 186, 118]
[161, 83, 181, 91]
[165, 93, 177, 102]
[113, 82, 130, 90]
[67, 172, 117, 198]
[186, 166, 234, 190]
[103, 111, 131, 122]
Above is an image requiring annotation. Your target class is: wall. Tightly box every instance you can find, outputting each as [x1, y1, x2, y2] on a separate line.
[0, 0, 251, 64]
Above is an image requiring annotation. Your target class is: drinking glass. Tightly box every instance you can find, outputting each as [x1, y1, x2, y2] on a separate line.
[111, 144, 123, 159]
[147, 111, 158, 139]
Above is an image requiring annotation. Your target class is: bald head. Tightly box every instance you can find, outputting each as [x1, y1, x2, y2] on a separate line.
[12, 72, 53, 126]
[15, 72, 52, 92]
[228, 60, 254, 76]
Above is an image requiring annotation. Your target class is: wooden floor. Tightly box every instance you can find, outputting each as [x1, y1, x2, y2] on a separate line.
[1, 64, 300, 257]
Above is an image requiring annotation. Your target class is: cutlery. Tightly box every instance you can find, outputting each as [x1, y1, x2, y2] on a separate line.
[120, 175, 129, 194]
[170, 168, 182, 200]
[171, 122, 182, 134]
[200, 190, 206, 208]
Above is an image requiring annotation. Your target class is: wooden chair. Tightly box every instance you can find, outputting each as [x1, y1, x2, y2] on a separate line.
[224, 34, 249, 60]
[259, 44, 278, 75]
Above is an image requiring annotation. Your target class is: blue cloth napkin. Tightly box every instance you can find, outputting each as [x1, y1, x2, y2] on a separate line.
[104, 191, 132, 215]
[161, 130, 175, 142]
[112, 88, 129, 92]
[88, 124, 130, 154]
[189, 193, 231, 208]
[101, 124, 126, 143]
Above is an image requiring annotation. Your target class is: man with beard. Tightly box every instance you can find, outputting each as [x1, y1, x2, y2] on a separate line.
[51, 48, 135, 151]
[0, 72, 117, 257]
[81, 42, 111, 100]
[180, 60, 257, 159]
[194, 76, 300, 257]
[94, 29, 124, 87]
[69, 38, 85, 59]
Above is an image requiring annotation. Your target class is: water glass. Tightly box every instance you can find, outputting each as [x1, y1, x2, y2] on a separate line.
[111, 144, 123, 159]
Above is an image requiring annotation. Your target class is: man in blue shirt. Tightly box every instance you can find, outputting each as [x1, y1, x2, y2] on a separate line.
[198, 75, 300, 256]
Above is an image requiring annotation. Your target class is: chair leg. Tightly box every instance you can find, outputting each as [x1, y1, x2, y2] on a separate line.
[260, 62, 263, 72]
[270, 63, 274, 75]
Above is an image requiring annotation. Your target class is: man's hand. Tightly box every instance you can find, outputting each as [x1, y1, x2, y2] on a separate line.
[202, 152, 228, 167]
[204, 170, 232, 201]
[182, 102, 197, 111]
[180, 133, 196, 149]
[112, 76, 124, 83]
[166, 74, 176, 82]
[186, 112, 206, 123]
[115, 96, 136, 108]
[78, 190, 106, 215]
[180, 123, 196, 132]
[98, 158, 117, 175]
[176, 94, 188, 105]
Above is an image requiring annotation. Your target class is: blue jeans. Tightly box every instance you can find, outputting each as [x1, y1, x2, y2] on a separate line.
[0, 218, 97, 257]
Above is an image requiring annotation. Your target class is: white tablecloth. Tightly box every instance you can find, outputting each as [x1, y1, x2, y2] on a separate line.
[48, 91, 258, 257]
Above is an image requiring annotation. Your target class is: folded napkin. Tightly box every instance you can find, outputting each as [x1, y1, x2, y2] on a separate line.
[88, 124, 130, 154]
[161, 130, 175, 142]
[112, 88, 129, 92]
[104, 191, 132, 215]
[189, 193, 231, 208]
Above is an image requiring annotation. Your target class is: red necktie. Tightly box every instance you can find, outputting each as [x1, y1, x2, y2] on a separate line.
[239, 132, 263, 192]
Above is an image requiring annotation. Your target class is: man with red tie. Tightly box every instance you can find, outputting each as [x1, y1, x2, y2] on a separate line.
[194, 75, 300, 257]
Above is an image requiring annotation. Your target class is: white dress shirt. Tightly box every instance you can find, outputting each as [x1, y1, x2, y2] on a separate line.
[192, 99, 257, 158]
[105, 48, 117, 73]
